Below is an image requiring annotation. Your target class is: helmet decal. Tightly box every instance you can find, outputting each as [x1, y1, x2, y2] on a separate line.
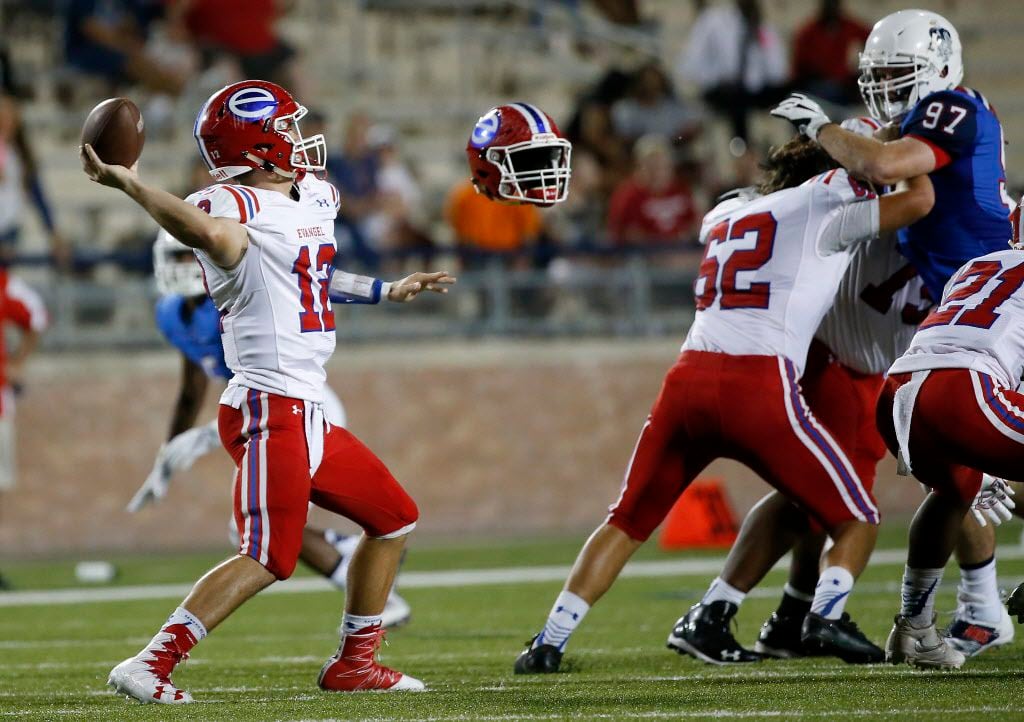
[510, 102, 549, 133]
[929, 26, 954, 62]
[470, 110, 500, 149]
[227, 87, 279, 122]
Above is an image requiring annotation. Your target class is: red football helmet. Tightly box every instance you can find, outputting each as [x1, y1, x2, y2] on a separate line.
[193, 80, 326, 181]
[465, 103, 571, 206]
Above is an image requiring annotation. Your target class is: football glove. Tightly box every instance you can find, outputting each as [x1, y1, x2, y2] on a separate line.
[126, 421, 220, 512]
[970, 474, 1016, 527]
[770, 93, 832, 141]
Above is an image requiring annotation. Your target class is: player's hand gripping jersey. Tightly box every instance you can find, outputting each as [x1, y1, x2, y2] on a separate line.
[898, 87, 1013, 298]
[188, 176, 342, 403]
[891, 249, 1024, 389]
[685, 168, 881, 375]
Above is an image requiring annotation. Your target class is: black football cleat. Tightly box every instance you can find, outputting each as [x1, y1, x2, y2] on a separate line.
[754, 612, 810, 659]
[514, 636, 563, 674]
[801, 612, 884, 664]
[666, 601, 761, 665]
[1008, 583, 1024, 624]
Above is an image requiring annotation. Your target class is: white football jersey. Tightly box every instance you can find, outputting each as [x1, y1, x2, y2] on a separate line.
[190, 175, 342, 403]
[815, 234, 932, 375]
[890, 249, 1024, 389]
[684, 169, 880, 376]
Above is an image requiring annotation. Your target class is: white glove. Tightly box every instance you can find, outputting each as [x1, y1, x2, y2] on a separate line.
[163, 420, 220, 472]
[126, 421, 220, 513]
[127, 444, 172, 512]
[971, 474, 1016, 527]
[770, 93, 832, 141]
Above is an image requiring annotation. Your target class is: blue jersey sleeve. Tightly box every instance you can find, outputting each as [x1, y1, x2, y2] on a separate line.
[901, 90, 978, 168]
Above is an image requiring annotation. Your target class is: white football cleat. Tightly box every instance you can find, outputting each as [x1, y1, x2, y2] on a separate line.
[945, 604, 1015, 657]
[108, 656, 193, 704]
[886, 614, 966, 670]
[381, 590, 412, 629]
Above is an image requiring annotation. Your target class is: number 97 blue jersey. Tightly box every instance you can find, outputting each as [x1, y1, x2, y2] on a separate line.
[898, 86, 1013, 299]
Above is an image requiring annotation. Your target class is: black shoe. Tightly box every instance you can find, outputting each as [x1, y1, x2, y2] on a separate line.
[514, 636, 563, 674]
[666, 601, 761, 665]
[1009, 583, 1024, 624]
[754, 612, 808, 658]
[801, 612, 884, 664]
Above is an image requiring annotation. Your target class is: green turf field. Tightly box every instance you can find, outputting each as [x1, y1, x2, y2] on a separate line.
[3, 528, 1024, 721]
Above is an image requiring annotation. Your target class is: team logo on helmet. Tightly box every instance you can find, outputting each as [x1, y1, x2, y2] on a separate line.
[227, 87, 279, 122]
[929, 26, 954, 62]
[470, 110, 500, 149]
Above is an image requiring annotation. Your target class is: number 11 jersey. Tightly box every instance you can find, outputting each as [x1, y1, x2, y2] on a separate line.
[189, 175, 342, 403]
[684, 169, 881, 376]
[890, 249, 1024, 389]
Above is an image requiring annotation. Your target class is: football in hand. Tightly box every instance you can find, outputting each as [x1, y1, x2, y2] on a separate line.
[81, 98, 145, 168]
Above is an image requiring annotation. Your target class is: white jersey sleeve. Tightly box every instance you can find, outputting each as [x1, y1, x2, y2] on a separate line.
[811, 169, 881, 255]
[890, 249, 1024, 388]
[185, 183, 262, 224]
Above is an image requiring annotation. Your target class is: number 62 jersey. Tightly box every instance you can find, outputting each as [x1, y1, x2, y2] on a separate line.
[890, 249, 1024, 390]
[684, 169, 882, 376]
[188, 174, 342, 403]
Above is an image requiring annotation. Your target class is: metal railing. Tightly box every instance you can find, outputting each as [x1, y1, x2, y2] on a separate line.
[12, 249, 701, 350]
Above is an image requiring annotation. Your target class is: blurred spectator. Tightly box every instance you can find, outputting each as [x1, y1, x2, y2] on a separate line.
[363, 125, 434, 267]
[791, 0, 870, 107]
[611, 61, 702, 144]
[326, 111, 381, 268]
[564, 69, 633, 200]
[590, 0, 641, 25]
[446, 180, 541, 264]
[168, 0, 297, 91]
[678, 0, 788, 141]
[0, 48, 68, 268]
[61, 0, 185, 96]
[606, 134, 699, 247]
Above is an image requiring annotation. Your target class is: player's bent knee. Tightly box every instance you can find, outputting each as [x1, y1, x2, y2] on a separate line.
[264, 552, 301, 580]
[372, 520, 417, 540]
[606, 514, 653, 543]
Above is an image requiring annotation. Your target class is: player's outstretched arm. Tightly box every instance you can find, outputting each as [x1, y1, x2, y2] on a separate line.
[328, 269, 456, 305]
[815, 125, 937, 187]
[877, 174, 934, 233]
[79, 144, 247, 268]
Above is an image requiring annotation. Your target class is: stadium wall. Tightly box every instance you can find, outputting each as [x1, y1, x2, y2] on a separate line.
[5, 340, 920, 557]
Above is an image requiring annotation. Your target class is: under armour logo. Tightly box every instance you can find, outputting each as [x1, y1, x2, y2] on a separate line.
[292, 405, 302, 415]
[316, 198, 330, 207]
[720, 650, 742, 661]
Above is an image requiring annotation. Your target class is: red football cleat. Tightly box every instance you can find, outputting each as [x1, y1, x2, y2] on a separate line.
[318, 624, 424, 692]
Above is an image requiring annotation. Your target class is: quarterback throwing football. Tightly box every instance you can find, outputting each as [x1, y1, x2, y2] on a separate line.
[82, 80, 454, 703]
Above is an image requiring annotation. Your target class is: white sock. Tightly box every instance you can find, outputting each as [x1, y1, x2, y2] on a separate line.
[810, 566, 854, 620]
[162, 606, 207, 641]
[328, 558, 348, 590]
[959, 557, 1002, 623]
[535, 591, 590, 652]
[701, 577, 746, 607]
[900, 566, 944, 626]
[341, 612, 381, 636]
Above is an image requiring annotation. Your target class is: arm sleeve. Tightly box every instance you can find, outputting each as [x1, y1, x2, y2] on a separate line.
[815, 170, 881, 255]
[5, 277, 48, 332]
[328, 268, 389, 305]
[818, 197, 880, 255]
[184, 185, 255, 223]
[901, 91, 978, 169]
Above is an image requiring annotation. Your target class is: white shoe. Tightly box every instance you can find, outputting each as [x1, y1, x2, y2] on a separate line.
[945, 604, 1015, 657]
[886, 615, 966, 670]
[108, 655, 193, 704]
[381, 590, 412, 629]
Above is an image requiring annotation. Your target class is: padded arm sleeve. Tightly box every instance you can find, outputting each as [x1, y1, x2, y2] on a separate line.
[818, 198, 880, 256]
[328, 269, 390, 305]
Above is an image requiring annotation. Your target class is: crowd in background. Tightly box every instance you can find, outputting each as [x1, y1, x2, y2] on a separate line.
[0, 0, 878, 276]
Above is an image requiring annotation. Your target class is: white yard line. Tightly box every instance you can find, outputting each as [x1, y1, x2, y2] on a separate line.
[1, 544, 1023, 609]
